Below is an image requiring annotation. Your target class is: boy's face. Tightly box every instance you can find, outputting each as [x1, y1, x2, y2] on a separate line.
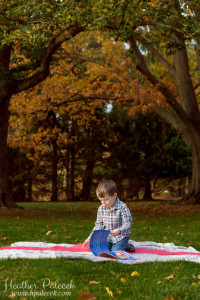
[98, 193, 117, 209]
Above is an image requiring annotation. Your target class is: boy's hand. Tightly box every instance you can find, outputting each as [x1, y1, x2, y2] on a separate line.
[110, 228, 121, 236]
[83, 239, 90, 249]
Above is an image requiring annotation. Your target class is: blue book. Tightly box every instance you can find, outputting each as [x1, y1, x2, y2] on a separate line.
[90, 230, 136, 260]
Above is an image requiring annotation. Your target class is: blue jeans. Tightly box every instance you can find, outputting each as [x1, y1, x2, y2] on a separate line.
[107, 237, 129, 251]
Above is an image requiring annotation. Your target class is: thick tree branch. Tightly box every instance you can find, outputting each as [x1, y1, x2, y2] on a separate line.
[135, 33, 176, 79]
[60, 49, 106, 67]
[172, 36, 200, 121]
[10, 60, 40, 75]
[153, 104, 196, 148]
[11, 94, 135, 118]
[12, 25, 85, 95]
[153, 104, 184, 134]
[130, 37, 192, 125]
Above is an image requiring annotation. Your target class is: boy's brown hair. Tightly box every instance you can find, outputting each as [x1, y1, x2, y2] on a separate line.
[96, 180, 117, 198]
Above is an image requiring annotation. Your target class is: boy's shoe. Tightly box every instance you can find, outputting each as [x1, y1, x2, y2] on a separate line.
[125, 243, 135, 253]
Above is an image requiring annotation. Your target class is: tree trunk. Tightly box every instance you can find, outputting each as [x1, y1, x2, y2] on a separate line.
[70, 143, 75, 202]
[80, 157, 95, 201]
[181, 137, 200, 204]
[143, 180, 152, 200]
[65, 149, 75, 201]
[27, 175, 33, 202]
[51, 139, 58, 202]
[0, 97, 19, 208]
[154, 106, 200, 204]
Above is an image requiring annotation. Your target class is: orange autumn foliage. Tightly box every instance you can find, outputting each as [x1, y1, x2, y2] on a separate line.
[8, 31, 173, 159]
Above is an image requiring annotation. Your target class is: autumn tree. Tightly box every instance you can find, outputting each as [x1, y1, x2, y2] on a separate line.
[0, 0, 92, 208]
[8, 32, 138, 202]
[92, 0, 200, 203]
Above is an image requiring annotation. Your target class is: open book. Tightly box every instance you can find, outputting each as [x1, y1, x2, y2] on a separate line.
[89, 230, 137, 260]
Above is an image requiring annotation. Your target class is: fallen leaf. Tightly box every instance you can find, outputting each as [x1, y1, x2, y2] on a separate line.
[131, 271, 140, 277]
[197, 275, 200, 279]
[1, 237, 9, 240]
[120, 278, 126, 283]
[0, 265, 5, 270]
[156, 281, 162, 285]
[191, 282, 197, 286]
[142, 295, 150, 299]
[78, 291, 97, 299]
[116, 290, 122, 294]
[8, 295, 17, 299]
[110, 271, 116, 275]
[165, 274, 174, 280]
[105, 287, 113, 298]
[89, 281, 100, 285]
[173, 264, 180, 269]
[46, 231, 52, 236]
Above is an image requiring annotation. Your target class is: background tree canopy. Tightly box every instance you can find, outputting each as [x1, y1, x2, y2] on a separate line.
[0, 0, 199, 206]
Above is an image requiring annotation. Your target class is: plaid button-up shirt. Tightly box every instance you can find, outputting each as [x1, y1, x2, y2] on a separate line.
[89, 198, 132, 243]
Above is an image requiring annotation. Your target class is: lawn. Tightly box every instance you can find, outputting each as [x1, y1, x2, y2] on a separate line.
[0, 202, 200, 300]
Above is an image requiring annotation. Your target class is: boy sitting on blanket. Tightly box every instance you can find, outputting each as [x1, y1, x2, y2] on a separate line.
[83, 180, 135, 252]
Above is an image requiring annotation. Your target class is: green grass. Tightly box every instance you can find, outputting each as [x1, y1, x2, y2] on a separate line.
[0, 202, 200, 300]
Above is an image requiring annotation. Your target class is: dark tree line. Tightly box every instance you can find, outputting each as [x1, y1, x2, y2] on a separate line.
[9, 105, 191, 202]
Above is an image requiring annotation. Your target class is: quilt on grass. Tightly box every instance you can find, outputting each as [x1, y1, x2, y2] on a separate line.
[1, 240, 200, 264]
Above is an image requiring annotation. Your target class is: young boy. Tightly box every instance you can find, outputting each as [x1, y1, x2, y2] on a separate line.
[83, 180, 133, 252]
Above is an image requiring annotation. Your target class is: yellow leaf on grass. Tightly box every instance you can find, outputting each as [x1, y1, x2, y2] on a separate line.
[131, 271, 140, 277]
[0, 265, 5, 270]
[105, 287, 113, 298]
[156, 281, 162, 285]
[191, 282, 197, 286]
[120, 278, 126, 283]
[198, 275, 200, 279]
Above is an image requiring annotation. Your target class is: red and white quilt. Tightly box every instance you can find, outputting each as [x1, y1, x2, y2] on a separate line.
[1, 241, 200, 264]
